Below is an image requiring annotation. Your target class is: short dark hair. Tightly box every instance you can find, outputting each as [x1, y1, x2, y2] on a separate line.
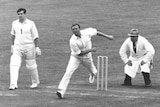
[71, 24, 80, 29]
[17, 8, 27, 14]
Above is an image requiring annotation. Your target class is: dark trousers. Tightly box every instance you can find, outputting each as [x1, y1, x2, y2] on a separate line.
[142, 72, 151, 85]
[123, 72, 151, 85]
[123, 74, 132, 85]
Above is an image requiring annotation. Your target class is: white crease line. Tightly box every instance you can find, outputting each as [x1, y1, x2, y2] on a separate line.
[0, 93, 18, 96]
[24, 89, 160, 100]
[46, 85, 96, 91]
[108, 89, 159, 95]
[46, 85, 160, 95]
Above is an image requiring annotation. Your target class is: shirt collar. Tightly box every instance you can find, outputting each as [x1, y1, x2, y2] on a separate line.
[18, 18, 28, 24]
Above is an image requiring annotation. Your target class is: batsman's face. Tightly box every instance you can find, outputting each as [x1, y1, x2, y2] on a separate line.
[71, 25, 80, 36]
[17, 11, 25, 20]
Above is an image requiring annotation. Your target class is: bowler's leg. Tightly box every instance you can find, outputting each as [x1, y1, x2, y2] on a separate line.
[83, 57, 97, 83]
[57, 56, 80, 98]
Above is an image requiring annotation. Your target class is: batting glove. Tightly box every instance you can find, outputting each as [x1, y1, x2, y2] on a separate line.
[36, 47, 41, 56]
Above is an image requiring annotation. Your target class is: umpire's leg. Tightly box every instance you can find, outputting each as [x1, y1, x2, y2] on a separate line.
[141, 62, 152, 87]
[142, 72, 151, 86]
[122, 74, 132, 86]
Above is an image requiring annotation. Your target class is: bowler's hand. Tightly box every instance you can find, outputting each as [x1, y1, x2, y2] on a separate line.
[126, 60, 132, 66]
[141, 60, 145, 65]
[91, 47, 97, 52]
[108, 35, 114, 40]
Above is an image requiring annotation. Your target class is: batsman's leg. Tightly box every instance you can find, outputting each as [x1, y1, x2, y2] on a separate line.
[26, 59, 40, 88]
[9, 54, 22, 90]
[25, 46, 40, 88]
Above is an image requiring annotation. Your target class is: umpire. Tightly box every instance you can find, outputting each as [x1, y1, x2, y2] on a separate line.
[119, 29, 155, 87]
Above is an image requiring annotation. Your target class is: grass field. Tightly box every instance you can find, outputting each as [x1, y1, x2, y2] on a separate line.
[1, 0, 160, 107]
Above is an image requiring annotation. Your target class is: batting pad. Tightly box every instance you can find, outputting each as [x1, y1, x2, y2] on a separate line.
[25, 59, 37, 70]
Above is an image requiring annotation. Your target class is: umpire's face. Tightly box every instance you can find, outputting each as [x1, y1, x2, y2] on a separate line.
[71, 25, 81, 37]
[130, 36, 138, 43]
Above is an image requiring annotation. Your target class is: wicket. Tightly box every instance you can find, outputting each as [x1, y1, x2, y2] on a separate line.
[97, 56, 108, 91]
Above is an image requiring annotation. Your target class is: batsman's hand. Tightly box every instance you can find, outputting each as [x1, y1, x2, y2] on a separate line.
[126, 60, 132, 66]
[36, 47, 41, 56]
[11, 45, 14, 53]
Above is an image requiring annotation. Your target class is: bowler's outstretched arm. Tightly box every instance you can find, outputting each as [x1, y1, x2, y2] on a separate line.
[97, 31, 114, 40]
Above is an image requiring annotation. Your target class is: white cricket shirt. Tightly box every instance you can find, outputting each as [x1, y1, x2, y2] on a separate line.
[70, 27, 97, 58]
[11, 18, 39, 46]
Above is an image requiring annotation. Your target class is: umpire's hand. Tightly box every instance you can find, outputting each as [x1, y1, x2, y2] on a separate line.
[140, 60, 146, 65]
[126, 60, 132, 66]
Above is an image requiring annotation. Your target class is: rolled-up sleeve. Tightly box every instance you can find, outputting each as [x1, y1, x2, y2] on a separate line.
[10, 22, 15, 35]
[31, 22, 39, 39]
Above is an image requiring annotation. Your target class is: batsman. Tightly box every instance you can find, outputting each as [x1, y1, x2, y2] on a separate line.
[9, 8, 41, 90]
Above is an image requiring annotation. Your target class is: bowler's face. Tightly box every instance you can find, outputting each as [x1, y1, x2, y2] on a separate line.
[71, 25, 80, 36]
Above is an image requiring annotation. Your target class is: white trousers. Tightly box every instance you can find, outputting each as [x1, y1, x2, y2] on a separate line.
[58, 55, 97, 95]
[10, 44, 39, 87]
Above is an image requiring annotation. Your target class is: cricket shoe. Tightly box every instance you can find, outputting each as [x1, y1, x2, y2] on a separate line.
[56, 91, 64, 99]
[145, 83, 152, 87]
[9, 85, 18, 90]
[89, 73, 96, 83]
[30, 82, 40, 89]
[121, 83, 132, 86]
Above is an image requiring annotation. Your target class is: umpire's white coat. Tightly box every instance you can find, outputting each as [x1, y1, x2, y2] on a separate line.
[119, 35, 155, 78]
